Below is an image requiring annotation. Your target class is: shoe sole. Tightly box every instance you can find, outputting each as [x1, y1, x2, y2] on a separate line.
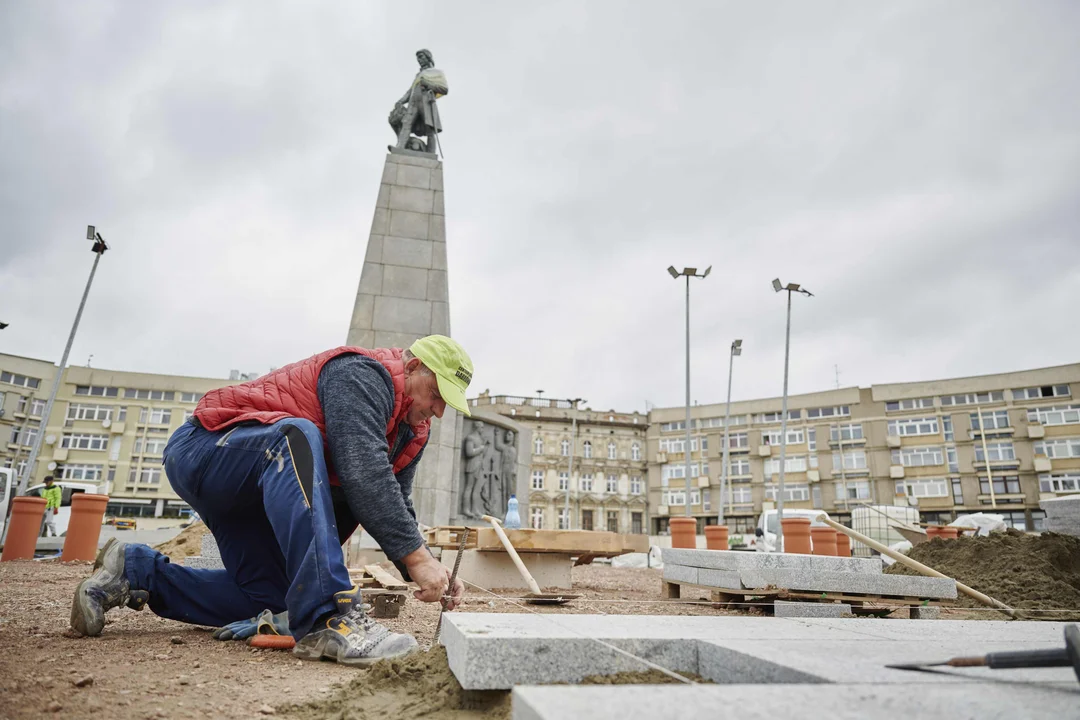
[70, 577, 104, 637]
[293, 638, 418, 667]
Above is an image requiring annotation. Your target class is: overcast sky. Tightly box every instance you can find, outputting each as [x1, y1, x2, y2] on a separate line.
[2, 1, 1078, 414]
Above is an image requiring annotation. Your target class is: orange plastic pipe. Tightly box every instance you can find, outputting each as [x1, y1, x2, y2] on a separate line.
[1, 497, 48, 561]
[62, 494, 110, 562]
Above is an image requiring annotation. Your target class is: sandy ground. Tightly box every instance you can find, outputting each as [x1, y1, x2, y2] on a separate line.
[0, 560, 731, 719]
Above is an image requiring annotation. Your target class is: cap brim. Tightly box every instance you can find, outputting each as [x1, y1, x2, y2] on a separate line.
[434, 372, 471, 416]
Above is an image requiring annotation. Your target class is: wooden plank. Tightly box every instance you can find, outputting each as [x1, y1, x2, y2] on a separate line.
[363, 564, 408, 591]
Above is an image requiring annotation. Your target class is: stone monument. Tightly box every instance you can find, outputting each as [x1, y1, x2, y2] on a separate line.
[455, 409, 530, 525]
[346, 49, 456, 527]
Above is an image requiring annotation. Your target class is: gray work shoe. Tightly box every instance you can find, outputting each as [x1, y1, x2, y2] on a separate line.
[71, 538, 133, 636]
[293, 585, 418, 666]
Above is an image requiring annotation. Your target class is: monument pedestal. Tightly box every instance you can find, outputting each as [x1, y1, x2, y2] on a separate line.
[348, 151, 458, 527]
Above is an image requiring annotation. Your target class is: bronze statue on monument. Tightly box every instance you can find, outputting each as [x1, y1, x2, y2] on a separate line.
[389, 49, 448, 156]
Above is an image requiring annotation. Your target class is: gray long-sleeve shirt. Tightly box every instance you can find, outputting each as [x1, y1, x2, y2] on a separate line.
[317, 354, 427, 565]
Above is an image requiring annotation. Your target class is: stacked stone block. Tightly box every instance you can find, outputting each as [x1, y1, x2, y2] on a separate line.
[182, 533, 224, 570]
[1040, 495, 1080, 537]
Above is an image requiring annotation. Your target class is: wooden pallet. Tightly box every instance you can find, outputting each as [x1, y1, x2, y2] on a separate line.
[424, 525, 648, 557]
[661, 578, 953, 613]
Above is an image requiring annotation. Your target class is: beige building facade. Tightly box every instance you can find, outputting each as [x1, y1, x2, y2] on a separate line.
[647, 363, 1080, 537]
[1, 352, 237, 519]
[468, 392, 649, 534]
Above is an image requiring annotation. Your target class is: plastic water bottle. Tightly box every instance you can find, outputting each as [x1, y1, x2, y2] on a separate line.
[504, 495, 521, 529]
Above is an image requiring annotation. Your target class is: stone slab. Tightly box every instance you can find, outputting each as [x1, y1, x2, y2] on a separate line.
[773, 600, 851, 618]
[661, 548, 884, 575]
[910, 605, 941, 620]
[695, 565, 957, 599]
[200, 534, 219, 559]
[444, 614, 1074, 692]
[511, 683, 1080, 720]
[183, 555, 224, 570]
[441, 549, 572, 591]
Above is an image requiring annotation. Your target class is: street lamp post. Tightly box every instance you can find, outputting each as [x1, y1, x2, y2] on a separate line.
[770, 279, 813, 552]
[562, 397, 584, 530]
[668, 266, 711, 521]
[717, 339, 742, 526]
[16, 227, 109, 497]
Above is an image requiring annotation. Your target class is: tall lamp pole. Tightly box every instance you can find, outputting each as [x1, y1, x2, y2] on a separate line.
[668, 266, 711, 521]
[562, 397, 584, 530]
[16, 227, 109, 497]
[770, 279, 812, 552]
[717, 339, 742, 526]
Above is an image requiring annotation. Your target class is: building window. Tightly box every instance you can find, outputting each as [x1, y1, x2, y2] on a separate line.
[74, 385, 118, 397]
[10, 421, 40, 447]
[832, 450, 868, 471]
[946, 446, 959, 473]
[997, 510, 1032, 531]
[942, 416, 954, 442]
[661, 463, 709, 482]
[1, 371, 42, 389]
[557, 508, 569, 530]
[834, 480, 871, 500]
[1039, 473, 1080, 493]
[901, 478, 949, 498]
[607, 442, 617, 459]
[891, 446, 944, 467]
[662, 489, 702, 506]
[583, 441, 592, 459]
[183, 409, 194, 422]
[731, 486, 753, 505]
[631, 443, 641, 461]
[807, 406, 850, 419]
[660, 420, 695, 432]
[764, 484, 810, 502]
[180, 391, 203, 403]
[974, 441, 1016, 463]
[139, 408, 172, 425]
[757, 410, 800, 424]
[830, 423, 864, 442]
[124, 388, 176, 402]
[978, 475, 1021, 496]
[726, 457, 751, 476]
[133, 437, 168, 456]
[607, 511, 618, 532]
[530, 507, 544, 529]
[17, 396, 47, 417]
[630, 476, 643, 494]
[59, 464, 103, 482]
[558, 472, 569, 491]
[1014, 385, 1070, 401]
[560, 439, 570, 456]
[951, 478, 965, 505]
[726, 432, 749, 449]
[807, 428, 816, 452]
[60, 433, 109, 451]
[885, 397, 934, 412]
[67, 404, 112, 422]
[533, 437, 543, 455]
[1028, 405, 1080, 426]
[764, 456, 807, 477]
[132, 467, 163, 485]
[531, 470, 544, 490]
[1033, 438, 1080, 459]
[940, 391, 1004, 406]
[581, 510, 593, 531]
[631, 512, 643, 534]
[887, 417, 939, 437]
[970, 410, 1010, 431]
[606, 474, 618, 493]
[763, 428, 804, 446]
[659, 437, 708, 453]
[580, 473, 593, 492]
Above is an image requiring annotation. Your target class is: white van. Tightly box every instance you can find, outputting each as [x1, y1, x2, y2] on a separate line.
[24, 480, 102, 537]
[754, 508, 831, 553]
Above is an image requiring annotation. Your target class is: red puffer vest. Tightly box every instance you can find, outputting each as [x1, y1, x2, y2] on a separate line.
[193, 346, 429, 484]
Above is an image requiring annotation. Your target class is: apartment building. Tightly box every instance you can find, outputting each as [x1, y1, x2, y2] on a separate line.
[468, 392, 649, 533]
[647, 363, 1080, 536]
[1, 352, 237, 520]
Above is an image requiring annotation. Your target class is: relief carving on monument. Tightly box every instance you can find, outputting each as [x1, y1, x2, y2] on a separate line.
[460, 419, 519, 520]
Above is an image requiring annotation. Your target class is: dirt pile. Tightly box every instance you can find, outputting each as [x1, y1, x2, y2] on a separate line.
[282, 646, 510, 720]
[153, 520, 210, 560]
[885, 530, 1080, 620]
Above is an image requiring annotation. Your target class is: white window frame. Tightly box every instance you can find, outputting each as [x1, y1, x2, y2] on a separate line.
[763, 455, 807, 477]
[180, 391, 203, 403]
[583, 441, 592, 459]
[834, 480, 871, 500]
[534, 437, 543, 455]
[2, 371, 42, 389]
[940, 391, 1004, 406]
[60, 433, 109, 451]
[887, 417, 940, 437]
[765, 483, 810, 502]
[1027, 405, 1080, 427]
[730, 486, 753, 504]
[631, 443, 641, 461]
[832, 449, 868, 471]
[1014, 385, 1070, 401]
[830, 423, 864, 442]
[607, 442, 617, 460]
[807, 405, 850, 419]
[886, 397, 934, 412]
[970, 410, 1010, 431]
[67, 404, 113, 422]
[764, 428, 804, 446]
[1039, 473, 1080, 493]
[727, 457, 751, 477]
[1033, 438, 1080, 459]
[630, 476, 643, 494]
[560, 439, 570, 456]
[531, 470, 544, 490]
[605, 474, 618, 493]
[558, 472, 569, 491]
[530, 507, 544, 529]
[60, 464, 103, 482]
[580, 473, 593, 492]
[74, 385, 118, 397]
[974, 441, 1016, 462]
[902, 477, 950, 498]
[661, 463, 709, 482]
[891, 446, 944, 468]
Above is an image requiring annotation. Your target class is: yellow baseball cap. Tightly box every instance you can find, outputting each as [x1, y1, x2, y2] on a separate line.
[409, 335, 473, 416]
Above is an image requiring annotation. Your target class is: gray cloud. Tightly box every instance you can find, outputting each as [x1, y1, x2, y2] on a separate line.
[2, 1, 1077, 414]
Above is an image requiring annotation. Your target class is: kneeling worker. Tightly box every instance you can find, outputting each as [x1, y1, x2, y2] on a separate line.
[70, 335, 471, 666]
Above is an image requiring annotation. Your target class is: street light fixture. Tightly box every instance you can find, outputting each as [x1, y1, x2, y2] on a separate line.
[15, 227, 109, 497]
[668, 265, 712, 520]
[717, 339, 743, 527]
[770, 279, 812, 552]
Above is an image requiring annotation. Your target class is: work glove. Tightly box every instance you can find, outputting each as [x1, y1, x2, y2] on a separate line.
[211, 609, 289, 641]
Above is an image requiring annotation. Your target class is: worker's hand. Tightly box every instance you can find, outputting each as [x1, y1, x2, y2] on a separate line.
[53, 509, 59, 515]
[402, 550, 449, 605]
[444, 569, 465, 612]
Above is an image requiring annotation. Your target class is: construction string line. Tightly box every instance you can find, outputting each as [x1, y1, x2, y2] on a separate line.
[455, 577, 697, 686]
